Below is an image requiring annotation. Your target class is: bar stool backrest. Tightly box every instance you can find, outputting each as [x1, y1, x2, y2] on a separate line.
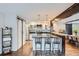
[35, 38, 42, 43]
[53, 37, 60, 44]
[45, 37, 51, 43]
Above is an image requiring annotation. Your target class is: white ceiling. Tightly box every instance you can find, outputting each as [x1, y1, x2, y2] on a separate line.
[0, 3, 74, 23]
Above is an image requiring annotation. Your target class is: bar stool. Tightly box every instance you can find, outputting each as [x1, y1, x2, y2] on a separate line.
[52, 37, 60, 56]
[35, 37, 42, 56]
[44, 37, 51, 56]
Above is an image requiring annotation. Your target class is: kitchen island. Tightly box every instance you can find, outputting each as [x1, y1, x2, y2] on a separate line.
[29, 30, 66, 56]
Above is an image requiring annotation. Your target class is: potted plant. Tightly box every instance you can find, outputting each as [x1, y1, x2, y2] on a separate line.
[74, 30, 77, 35]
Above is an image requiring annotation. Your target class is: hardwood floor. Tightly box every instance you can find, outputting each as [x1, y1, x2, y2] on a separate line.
[4, 40, 79, 56]
[16, 41, 32, 56]
[65, 40, 79, 56]
[5, 41, 32, 56]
